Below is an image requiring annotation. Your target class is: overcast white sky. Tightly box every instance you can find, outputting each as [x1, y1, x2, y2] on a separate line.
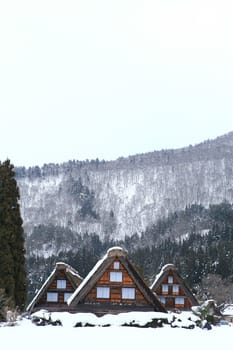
[1, 0, 233, 167]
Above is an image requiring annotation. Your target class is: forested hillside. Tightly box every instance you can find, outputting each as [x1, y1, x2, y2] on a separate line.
[16, 132, 233, 241]
[12, 132, 233, 304]
[27, 202, 233, 304]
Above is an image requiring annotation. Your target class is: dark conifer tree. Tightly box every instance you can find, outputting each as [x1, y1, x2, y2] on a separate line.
[0, 160, 26, 310]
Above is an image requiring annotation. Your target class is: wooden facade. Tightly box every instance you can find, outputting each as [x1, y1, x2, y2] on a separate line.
[27, 262, 83, 313]
[150, 264, 199, 311]
[68, 247, 166, 315]
[28, 250, 200, 315]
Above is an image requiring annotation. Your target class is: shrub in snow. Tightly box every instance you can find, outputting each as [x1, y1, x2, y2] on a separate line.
[75, 322, 97, 327]
[4, 309, 19, 326]
[74, 317, 169, 328]
[30, 311, 171, 328]
[170, 316, 196, 329]
[192, 300, 222, 329]
[31, 312, 62, 326]
[0, 289, 18, 325]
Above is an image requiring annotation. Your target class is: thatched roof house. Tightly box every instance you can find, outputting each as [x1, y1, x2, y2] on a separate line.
[68, 247, 166, 315]
[27, 262, 83, 313]
[151, 264, 199, 311]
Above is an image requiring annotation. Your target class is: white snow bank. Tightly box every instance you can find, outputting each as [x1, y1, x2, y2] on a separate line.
[29, 309, 204, 330]
[31, 310, 171, 327]
[0, 317, 233, 350]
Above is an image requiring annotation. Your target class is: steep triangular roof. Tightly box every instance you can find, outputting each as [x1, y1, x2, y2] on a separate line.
[150, 264, 199, 308]
[27, 262, 83, 313]
[150, 264, 175, 290]
[68, 247, 166, 313]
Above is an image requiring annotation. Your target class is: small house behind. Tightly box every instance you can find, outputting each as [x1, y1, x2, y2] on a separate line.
[27, 262, 83, 313]
[221, 304, 233, 323]
[150, 264, 199, 311]
[68, 246, 166, 315]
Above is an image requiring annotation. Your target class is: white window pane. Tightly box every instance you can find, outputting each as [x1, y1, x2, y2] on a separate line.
[96, 287, 110, 298]
[47, 292, 58, 302]
[168, 276, 173, 284]
[114, 261, 120, 269]
[175, 297, 184, 305]
[172, 285, 179, 293]
[159, 296, 166, 304]
[110, 271, 122, 282]
[57, 280, 67, 289]
[122, 287, 135, 299]
[64, 292, 73, 302]
[162, 284, 168, 292]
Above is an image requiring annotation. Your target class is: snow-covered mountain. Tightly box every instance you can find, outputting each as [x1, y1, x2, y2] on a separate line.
[16, 132, 233, 246]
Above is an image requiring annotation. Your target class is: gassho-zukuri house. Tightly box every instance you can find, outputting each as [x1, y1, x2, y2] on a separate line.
[27, 247, 199, 315]
[67, 246, 166, 315]
[150, 264, 199, 311]
[26, 262, 83, 313]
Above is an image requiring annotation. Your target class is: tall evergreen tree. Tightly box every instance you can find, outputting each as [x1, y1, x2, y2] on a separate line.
[0, 160, 26, 310]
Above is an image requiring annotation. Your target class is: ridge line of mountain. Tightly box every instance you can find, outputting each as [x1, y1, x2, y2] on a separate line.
[15, 131, 233, 177]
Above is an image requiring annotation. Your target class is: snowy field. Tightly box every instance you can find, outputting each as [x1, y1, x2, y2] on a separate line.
[0, 312, 232, 350]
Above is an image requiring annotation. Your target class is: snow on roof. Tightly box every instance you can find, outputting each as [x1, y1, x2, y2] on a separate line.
[106, 246, 127, 257]
[67, 246, 126, 305]
[67, 252, 109, 305]
[27, 262, 82, 312]
[57, 262, 83, 280]
[26, 266, 57, 312]
[150, 264, 176, 289]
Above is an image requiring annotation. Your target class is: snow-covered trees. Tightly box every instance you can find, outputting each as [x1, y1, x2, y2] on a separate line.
[199, 274, 233, 304]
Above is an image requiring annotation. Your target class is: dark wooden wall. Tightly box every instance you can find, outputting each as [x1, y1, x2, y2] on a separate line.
[84, 258, 148, 305]
[154, 269, 194, 310]
[36, 270, 74, 307]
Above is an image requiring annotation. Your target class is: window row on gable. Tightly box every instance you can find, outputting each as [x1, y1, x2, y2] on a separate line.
[159, 295, 185, 306]
[161, 284, 180, 294]
[46, 292, 73, 302]
[96, 286, 135, 300]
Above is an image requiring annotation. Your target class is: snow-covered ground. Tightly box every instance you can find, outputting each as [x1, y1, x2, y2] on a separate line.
[0, 311, 232, 350]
